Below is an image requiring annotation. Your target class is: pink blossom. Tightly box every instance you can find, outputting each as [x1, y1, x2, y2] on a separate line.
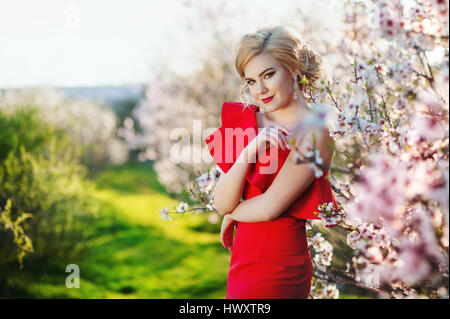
[416, 89, 447, 113]
[365, 246, 384, 264]
[393, 95, 409, 111]
[408, 113, 446, 143]
[395, 240, 431, 286]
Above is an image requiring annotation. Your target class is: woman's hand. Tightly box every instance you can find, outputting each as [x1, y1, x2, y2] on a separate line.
[246, 125, 292, 160]
[220, 214, 237, 253]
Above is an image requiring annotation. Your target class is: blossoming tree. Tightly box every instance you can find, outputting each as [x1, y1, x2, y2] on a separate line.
[122, 0, 449, 298]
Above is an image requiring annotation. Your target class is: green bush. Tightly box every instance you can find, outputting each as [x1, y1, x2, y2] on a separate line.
[0, 106, 99, 291]
[0, 106, 66, 162]
[0, 142, 99, 254]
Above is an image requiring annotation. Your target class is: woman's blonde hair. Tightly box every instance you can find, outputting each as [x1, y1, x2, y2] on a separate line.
[234, 25, 323, 107]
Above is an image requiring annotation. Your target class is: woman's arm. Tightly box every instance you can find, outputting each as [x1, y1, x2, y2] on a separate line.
[224, 192, 272, 222]
[213, 147, 255, 216]
[225, 159, 315, 223]
[227, 128, 334, 223]
[213, 123, 291, 216]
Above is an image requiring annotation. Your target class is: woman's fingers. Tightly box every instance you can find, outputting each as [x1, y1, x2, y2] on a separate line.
[266, 128, 288, 150]
[257, 125, 292, 153]
[222, 232, 227, 248]
[274, 128, 289, 150]
[265, 129, 283, 150]
[276, 127, 291, 150]
[221, 221, 234, 251]
[264, 133, 282, 150]
[221, 228, 227, 248]
[274, 125, 292, 137]
[268, 124, 291, 136]
[224, 235, 232, 251]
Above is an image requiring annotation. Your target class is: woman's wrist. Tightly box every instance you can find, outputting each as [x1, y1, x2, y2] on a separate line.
[224, 213, 234, 222]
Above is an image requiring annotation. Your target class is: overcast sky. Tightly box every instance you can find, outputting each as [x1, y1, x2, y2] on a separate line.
[0, 0, 340, 88]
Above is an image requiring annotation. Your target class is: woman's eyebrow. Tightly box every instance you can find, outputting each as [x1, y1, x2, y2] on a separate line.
[244, 67, 275, 81]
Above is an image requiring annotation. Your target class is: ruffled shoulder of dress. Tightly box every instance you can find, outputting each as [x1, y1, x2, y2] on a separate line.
[219, 101, 259, 127]
[204, 101, 259, 174]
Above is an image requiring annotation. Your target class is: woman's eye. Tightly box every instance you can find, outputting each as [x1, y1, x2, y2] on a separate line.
[247, 72, 274, 85]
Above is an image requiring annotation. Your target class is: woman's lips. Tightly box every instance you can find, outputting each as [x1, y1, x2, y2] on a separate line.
[262, 95, 274, 104]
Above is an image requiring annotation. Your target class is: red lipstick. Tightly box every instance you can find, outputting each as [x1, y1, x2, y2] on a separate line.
[262, 95, 274, 104]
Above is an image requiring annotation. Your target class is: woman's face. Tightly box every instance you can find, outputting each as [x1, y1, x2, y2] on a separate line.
[243, 51, 295, 112]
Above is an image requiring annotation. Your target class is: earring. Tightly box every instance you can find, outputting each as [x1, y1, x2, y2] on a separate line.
[293, 73, 299, 100]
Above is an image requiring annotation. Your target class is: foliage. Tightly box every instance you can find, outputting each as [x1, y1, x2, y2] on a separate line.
[0, 142, 99, 259]
[0, 104, 100, 291]
[0, 199, 34, 269]
[0, 104, 59, 162]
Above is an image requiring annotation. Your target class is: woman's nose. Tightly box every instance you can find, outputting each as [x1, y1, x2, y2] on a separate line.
[257, 81, 268, 94]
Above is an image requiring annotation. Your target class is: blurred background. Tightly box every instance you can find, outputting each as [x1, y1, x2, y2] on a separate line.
[0, 0, 382, 298]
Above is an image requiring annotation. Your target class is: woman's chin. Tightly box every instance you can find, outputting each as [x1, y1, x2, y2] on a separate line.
[265, 103, 281, 112]
[263, 101, 276, 112]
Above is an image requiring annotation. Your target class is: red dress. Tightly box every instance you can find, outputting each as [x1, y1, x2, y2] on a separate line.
[205, 101, 338, 299]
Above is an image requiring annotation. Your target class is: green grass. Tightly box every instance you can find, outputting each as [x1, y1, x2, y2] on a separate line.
[4, 162, 228, 298]
[92, 162, 168, 194]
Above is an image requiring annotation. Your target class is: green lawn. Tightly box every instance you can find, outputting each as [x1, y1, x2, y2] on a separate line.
[5, 163, 229, 298]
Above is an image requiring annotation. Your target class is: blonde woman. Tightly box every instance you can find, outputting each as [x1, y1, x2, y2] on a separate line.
[205, 25, 337, 299]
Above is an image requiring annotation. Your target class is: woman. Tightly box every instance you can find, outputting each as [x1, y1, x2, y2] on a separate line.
[204, 25, 338, 299]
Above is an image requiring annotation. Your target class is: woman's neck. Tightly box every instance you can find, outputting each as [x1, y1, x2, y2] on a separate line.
[262, 96, 311, 129]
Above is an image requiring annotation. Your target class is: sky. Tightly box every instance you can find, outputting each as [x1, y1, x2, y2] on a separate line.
[0, 0, 340, 88]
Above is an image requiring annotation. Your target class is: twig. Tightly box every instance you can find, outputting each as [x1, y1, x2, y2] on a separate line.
[314, 268, 392, 298]
[374, 67, 393, 129]
[166, 207, 212, 216]
[187, 185, 204, 202]
[330, 183, 351, 201]
[326, 85, 342, 112]
[380, 94, 393, 129]
[413, 69, 434, 84]
[365, 87, 374, 122]
[329, 167, 353, 176]
[415, 48, 435, 85]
